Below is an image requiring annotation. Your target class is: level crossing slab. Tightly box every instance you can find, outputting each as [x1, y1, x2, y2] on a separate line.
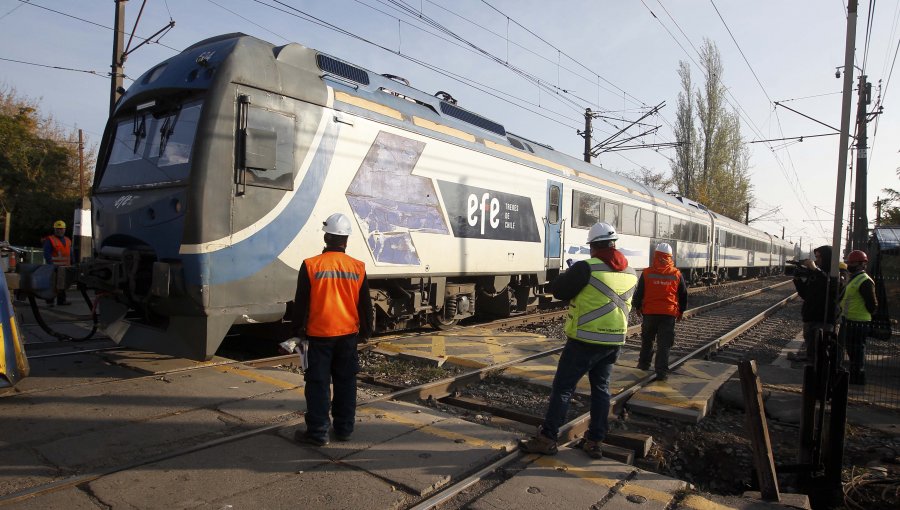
[376, 329, 558, 367]
[469, 446, 687, 510]
[626, 359, 737, 423]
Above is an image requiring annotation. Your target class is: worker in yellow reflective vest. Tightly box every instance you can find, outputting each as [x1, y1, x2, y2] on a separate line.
[838, 250, 877, 385]
[520, 222, 637, 459]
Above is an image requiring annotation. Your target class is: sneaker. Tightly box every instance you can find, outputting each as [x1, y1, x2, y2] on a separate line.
[636, 363, 650, 371]
[294, 429, 328, 446]
[581, 437, 603, 459]
[518, 431, 558, 455]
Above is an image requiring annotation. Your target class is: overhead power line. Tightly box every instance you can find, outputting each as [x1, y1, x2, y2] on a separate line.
[0, 56, 109, 79]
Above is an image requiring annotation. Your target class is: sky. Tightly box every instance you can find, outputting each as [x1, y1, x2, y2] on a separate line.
[1, 0, 898, 256]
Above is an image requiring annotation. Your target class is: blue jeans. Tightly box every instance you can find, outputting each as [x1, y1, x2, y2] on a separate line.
[541, 338, 620, 442]
[304, 335, 359, 440]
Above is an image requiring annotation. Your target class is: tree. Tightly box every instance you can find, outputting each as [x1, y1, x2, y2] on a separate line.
[874, 168, 900, 225]
[0, 85, 95, 246]
[670, 39, 753, 221]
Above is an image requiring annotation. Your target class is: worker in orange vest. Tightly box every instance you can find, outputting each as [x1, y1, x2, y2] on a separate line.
[633, 243, 688, 381]
[42, 220, 73, 306]
[290, 212, 374, 446]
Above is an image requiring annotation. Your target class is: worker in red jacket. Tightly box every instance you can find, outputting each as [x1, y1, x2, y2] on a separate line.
[632, 243, 688, 381]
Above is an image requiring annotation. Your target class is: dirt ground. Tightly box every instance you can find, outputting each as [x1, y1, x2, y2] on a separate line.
[621, 400, 900, 509]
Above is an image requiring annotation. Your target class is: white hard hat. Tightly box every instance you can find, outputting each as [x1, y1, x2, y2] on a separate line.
[322, 213, 353, 236]
[655, 242, 673, 255]
[587, 222, 618, 244]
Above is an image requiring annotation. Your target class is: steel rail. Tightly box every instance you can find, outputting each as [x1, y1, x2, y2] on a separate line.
[0, 281, 796, 505]
[406, 284, 798, 509]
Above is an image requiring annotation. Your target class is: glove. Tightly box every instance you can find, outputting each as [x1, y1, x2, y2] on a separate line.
[278, 336, 303, 354]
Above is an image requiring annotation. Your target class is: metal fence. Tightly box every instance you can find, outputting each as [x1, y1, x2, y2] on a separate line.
[847, 330, 900, 409]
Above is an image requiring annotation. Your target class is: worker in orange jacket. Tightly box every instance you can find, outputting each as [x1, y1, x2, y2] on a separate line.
[290, 212, 374, 447]
[42, 220, 73, 306]
[632, 243, 688, 381]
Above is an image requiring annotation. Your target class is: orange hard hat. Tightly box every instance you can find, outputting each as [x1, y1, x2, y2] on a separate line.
[846, 250, 868, 264]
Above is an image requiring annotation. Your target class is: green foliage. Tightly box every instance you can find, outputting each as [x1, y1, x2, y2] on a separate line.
[670, 40, 753, 221]
[875, 168, 900, 225]
[0, 85, 95, 246]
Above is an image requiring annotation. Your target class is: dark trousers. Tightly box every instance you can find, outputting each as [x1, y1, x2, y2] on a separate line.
[838, 319, 868, 384]
[801, 321, 833, 361]
[304, 335, 359, 440]
[638, 314, 676, 375]
[540, 338, 620, 443]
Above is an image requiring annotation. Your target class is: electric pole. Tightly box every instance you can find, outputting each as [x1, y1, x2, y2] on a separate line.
[852, 74, 870, 251]
[582, 108, 592, 163]
[110, 0, 128, 115]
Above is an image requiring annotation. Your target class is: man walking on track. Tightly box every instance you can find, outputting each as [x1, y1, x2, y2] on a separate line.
[519, 222, 638, 459]
[290, 212, 374, 446]
[633, 242, 688, 381]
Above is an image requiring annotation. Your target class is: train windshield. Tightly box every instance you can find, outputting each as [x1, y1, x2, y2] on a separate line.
[98, 99, 203, 190]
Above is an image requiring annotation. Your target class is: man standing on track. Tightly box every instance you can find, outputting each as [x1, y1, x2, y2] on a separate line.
[42, 220, 73, 306]
[519, 222, 638, 459]
[839, 250, 877, 385]
[633, 242, 687, 381]
[290, 212, 374, 446]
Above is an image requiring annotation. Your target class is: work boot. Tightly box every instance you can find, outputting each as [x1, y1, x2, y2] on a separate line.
[655, 371, 668, 382]
[581, 437, 603, 459]
[518, 427, 558, 455]
[636, 362, 650, 371]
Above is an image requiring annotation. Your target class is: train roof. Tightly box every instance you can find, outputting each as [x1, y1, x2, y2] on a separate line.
[123, 34, 735, 225]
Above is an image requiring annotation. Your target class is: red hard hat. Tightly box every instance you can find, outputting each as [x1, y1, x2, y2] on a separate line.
[846, 250, 868, 264]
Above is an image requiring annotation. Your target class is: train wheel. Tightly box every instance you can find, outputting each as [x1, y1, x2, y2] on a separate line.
[428, 310, 459, 329]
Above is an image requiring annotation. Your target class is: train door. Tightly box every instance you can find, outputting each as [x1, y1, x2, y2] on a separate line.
[544, 181, 562, 269]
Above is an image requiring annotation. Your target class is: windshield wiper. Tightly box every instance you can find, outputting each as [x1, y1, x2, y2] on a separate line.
[132, 114, 146, 154]
[158, 108, 181, 157]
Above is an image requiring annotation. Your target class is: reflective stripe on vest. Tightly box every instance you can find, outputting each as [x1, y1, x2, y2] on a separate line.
[564, 259, 638, 346]
[840, 272, 873, 322]
[305, 252, 366, 337]
[641, 270, 681, 316]
[48, 236, 71, 266]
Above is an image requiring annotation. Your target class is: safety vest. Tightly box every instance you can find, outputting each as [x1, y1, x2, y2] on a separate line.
[641, 268, 682, 316]
[840, 272, 874, 322]
[564, 258, 638, 346]
[304, 251, 366, 337]
[48, 236, 71, 266]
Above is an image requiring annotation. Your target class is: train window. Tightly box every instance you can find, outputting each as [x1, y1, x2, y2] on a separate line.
[150, 102, 203, 167]
[100, 100, 203, 190]
[699, 224, 708, 243]
[657, 214, 670, 238]
[242, 106, 295, 191]
[639, 209, 655, 237]
[670, 217, 685, 241]
[572, 190, 600, 228]
[548, 185, 560, 224]
[621, 205, 639, 235]
[603, 201, 620, 230]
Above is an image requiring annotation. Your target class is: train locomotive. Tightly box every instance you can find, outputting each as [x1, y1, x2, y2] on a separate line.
[80, 33, 798, 360]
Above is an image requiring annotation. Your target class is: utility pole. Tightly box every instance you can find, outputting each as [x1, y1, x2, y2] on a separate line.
[582, 108, 592, 163]
[782, 226, 785, 239]
[110, 0, 128, 115]
[852, 74, 870, 251]
[876, 196, 881, 226]
[76, 129, 92, 261]
[745, 204, 750, 225]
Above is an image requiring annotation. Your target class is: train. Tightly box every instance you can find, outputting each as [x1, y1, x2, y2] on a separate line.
[79, 33, 799, 360]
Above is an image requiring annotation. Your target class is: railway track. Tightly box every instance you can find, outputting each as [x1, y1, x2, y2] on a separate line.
[0, 279, 798, 507]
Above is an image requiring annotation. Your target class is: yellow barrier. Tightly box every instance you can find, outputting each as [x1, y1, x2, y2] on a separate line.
[0, 274, 28, 387]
